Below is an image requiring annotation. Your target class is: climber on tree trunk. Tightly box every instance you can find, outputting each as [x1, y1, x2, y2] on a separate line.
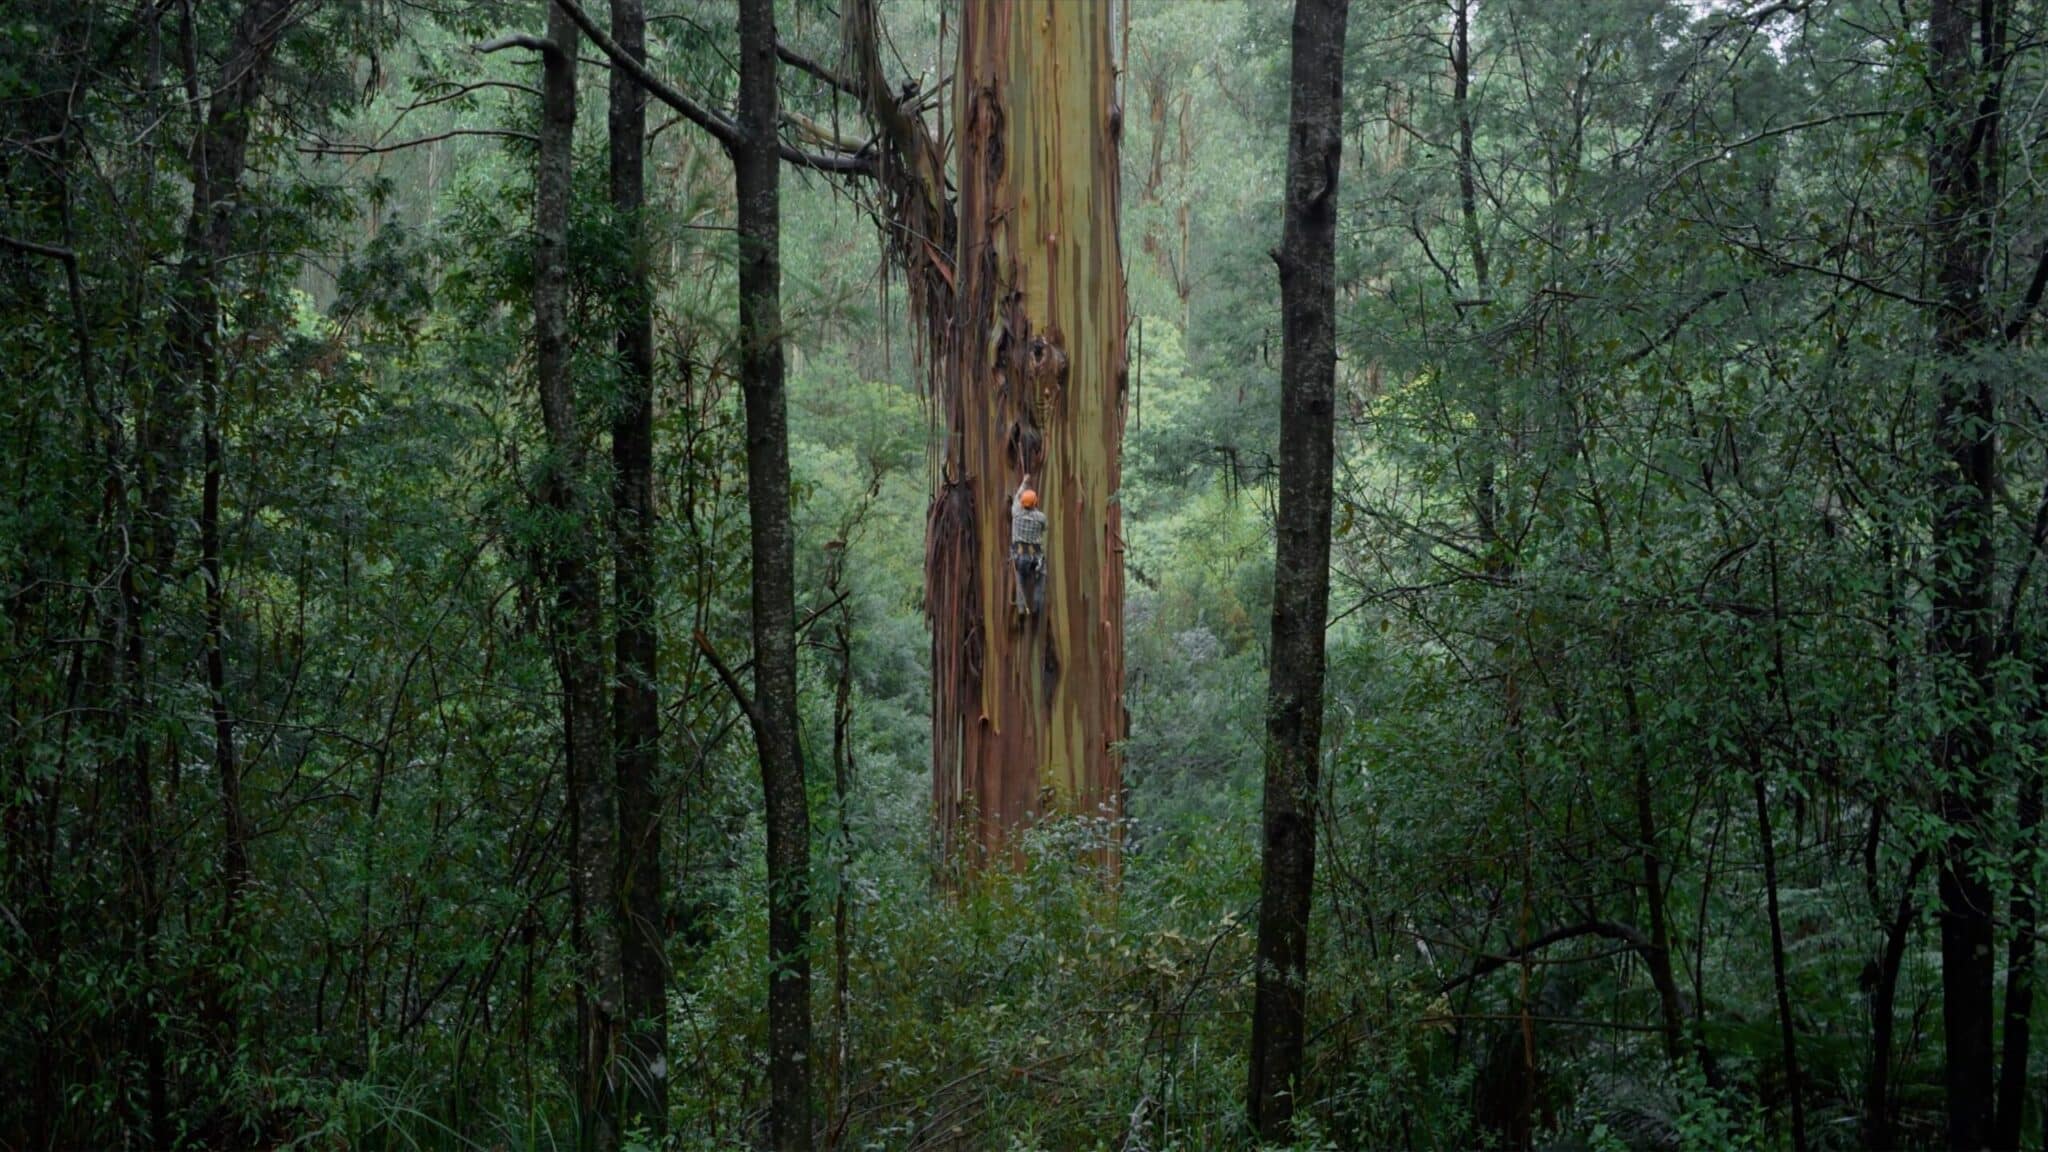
[1011, 473, 1046, 617]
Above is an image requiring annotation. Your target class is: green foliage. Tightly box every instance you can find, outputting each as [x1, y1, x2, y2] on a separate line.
[13, 0, 2048, 1147]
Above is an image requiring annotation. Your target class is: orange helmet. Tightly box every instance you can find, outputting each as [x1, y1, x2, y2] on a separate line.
[1019, 489, 1040, 510]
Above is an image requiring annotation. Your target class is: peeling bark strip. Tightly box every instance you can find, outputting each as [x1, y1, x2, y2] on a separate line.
[931, 0, 1129, 868]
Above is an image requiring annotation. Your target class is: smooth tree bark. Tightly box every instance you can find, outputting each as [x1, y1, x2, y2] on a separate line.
[606, 0, 667, 1134]
[1247, 0, 1349, 1138]
[734, 0, 813, 1142]
[534, 8, 622, 1147]
[1925, 1, 2002, 1146]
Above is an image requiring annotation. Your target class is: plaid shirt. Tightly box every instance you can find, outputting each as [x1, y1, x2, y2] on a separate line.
[1011, 492, 1046, 548]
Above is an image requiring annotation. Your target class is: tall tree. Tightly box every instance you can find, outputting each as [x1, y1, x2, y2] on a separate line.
[549, 0, 860, 1140]
[532, 6, 622, 1146]
[838, 0, 1129, 867]
[734, 0, 812, 1142]
[933, 0, 1129, 867]
[1925, 0, 2001, 1146]
[1248, 0, 1349, 1138]
[606, 0, 667, 1134]
[126, 0, 300, 1138]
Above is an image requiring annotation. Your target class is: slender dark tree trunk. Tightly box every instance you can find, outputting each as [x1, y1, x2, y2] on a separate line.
[1997, 683, 2044, 1151]
[1450, 0, 1487, 298]
[116, 2, 295, 1138]
[535, 9, 621, 1148]
[1247, 0, 1349, 1138]
[1621, 680, 1690, 1067]
[201, 320, 248, 1055]
[1751, 752, 1806, 1151]
[1864, 851, 1926, 1150]
[827, 538, 856, 1148]
[606, 0, 667, 1135]
[734, 0, 812, 1143]
[1926, 2, 2003, 1146]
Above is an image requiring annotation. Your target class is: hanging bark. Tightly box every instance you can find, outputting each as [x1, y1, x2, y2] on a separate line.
[606, 0, 667, 1134]
[735, 0, 813, 1142]
[533, 8, 622, 1147]
[1247, 0, 1349, 1137]
[1925, 2, 2003, 1146]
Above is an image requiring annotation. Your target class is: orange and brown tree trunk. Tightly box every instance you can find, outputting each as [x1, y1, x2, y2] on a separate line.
[927, 0, 1129, 868]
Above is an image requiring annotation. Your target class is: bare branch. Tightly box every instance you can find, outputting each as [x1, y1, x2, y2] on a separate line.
[549, 0, 739, 149]
[1657, 109, 1896, 196]
[551, 0, 873, 172]
[2005, 244, 2048, 343]
[475, 33, 556, 56]
[297, 128, 537, 157]
[778, 41, 863, 98]
[0, 233, 79, 263]
[1439, 920, 1656, 995]
[693, 630, 762, 735]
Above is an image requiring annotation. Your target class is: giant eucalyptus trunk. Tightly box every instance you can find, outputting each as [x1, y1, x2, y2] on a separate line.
[834, 0, 1128, 866]
[534, 9, 622, 1148]
[1248, 0, 1349, 1138]
[1925, 1, 2003, 1146]
[929, 0, 1129, 868]
[606, 0, 667, 1134]
[735, 0, 813, 1143]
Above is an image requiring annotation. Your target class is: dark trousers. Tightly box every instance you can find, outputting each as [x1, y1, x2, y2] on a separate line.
[1011, 542, 1043, 613]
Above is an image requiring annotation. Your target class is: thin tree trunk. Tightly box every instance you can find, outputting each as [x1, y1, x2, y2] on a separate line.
[1996, 743, 2042, 1149]
[1864, 851, 1927, 1149]
[1247, 0, 1349, 1138]
[1926, 2, 2003, 1146]
[535, 8, 621, 1148]
[1621, 680, 1690, 1067]
[607, 0, 667, 1135]
[120, 2, 295, 1137]
[1751, 753, 1806, 1152]
[1451, 0, 1487, 298]
[828, 542, 855, 1148]
[735, 0, 812, 1142]
[201, 324, 248, 1055]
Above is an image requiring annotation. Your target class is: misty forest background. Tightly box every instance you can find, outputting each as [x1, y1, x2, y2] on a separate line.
[7, 0, 2048, 1149]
